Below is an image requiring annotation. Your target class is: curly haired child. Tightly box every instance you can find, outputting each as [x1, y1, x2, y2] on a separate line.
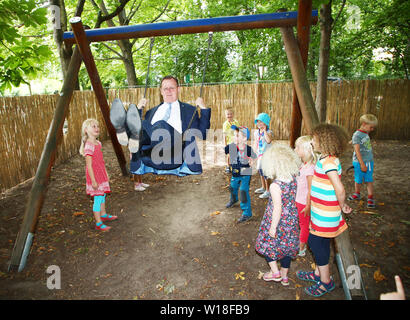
[296, 123, 352, 297]
[255, 142, 301, 286]
[80, 119, 117, 231]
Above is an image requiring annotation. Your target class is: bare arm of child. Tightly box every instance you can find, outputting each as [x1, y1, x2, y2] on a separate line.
[86, 155, 98, 190]
[302, 175, 313, 217]
[264, 130, 273, 144]
[268, 183, 282, 238]
[353, 144, 367, 172]
[327, 170, 352, 214]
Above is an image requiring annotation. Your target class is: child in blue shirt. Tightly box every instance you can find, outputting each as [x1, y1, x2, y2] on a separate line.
[225, 125, 257, 223]
[348, 114, 378, 208]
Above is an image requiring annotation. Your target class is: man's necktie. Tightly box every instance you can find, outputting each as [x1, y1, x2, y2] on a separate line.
[162, 103, 172, 121]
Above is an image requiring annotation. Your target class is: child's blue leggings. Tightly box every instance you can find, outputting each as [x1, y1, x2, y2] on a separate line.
[93, 194, 106, 212]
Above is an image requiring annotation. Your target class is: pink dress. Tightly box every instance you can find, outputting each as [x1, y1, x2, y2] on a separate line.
[84, 141, 111, 196]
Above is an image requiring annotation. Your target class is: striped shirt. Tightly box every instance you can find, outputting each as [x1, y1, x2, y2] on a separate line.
[310, 156, 347, 238]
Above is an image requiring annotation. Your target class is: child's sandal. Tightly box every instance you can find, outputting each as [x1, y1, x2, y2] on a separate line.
[100, 214, 118, 222]
[304, 280, 335, 297]
[281, 277, 290, 286]
[296, 270, 320, 283]
[263, 271, 282, 282]
[95, 222, 111, 231]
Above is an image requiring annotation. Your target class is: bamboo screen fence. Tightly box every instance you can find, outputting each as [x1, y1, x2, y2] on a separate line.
[1, 79, 409, 192]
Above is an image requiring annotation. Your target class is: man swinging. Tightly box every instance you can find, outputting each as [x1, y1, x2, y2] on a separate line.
[110, 75, 211, 176]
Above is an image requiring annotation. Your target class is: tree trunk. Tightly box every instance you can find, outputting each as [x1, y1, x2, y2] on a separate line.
[52, 0, 83, 89]
[315, 1, 333, 122]
[98, 1, 138, 87]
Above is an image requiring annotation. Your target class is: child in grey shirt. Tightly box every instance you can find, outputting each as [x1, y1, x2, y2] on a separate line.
[348, 114, 378, 208]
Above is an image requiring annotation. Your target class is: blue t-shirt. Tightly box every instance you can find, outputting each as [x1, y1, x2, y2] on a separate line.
[352, 130, 373, 162]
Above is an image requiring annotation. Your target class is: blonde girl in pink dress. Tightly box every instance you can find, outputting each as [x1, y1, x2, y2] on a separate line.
[294, 135, 318, 256]
[79, 119, 117, 231]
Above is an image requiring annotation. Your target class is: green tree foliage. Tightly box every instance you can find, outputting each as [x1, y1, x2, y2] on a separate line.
[3, 0, 408, 95]
[0, 0, 52, 93]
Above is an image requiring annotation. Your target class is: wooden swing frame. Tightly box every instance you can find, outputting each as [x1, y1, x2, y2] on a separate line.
[8, 0, 365, 300]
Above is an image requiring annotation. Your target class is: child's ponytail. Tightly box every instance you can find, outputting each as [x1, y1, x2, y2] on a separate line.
[79, 118, 97, 156]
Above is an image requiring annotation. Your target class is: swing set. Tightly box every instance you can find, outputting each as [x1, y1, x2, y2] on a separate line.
[8, 0, 366, 300]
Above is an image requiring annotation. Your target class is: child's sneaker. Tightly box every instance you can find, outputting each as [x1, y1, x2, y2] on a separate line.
[348, 192, 361, 201]
[298, 247, 307, 257]
[367, 198, 375, 208]
[259, 191, 270, 199]
[134, 183, 146, 191]
[254, 187, 265, 194]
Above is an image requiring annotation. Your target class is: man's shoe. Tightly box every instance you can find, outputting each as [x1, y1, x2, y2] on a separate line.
[110, 98, 128, 145]
[126, 103, 142, 153]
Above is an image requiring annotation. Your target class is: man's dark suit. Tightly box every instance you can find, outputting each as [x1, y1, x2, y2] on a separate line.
[130, 101, 211, 174]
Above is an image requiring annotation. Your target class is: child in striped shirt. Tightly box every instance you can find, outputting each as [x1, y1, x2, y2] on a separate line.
[296, 123, 352, 297]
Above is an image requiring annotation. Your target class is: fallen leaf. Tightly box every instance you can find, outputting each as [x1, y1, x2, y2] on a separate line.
[257, 271, 264, 279]
[232, 241, 239, 247]
[210, 231, 220, 236]
[359, 263, 374, 268]
[73, 211, 85, 217]
[210, 211, 221, 217]
[387, 241, 395, 247]
[373, 268, 387, 282]
[235, 272, 245, 280]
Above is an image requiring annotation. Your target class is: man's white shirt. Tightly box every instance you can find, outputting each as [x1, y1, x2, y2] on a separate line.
[150, 100, 182, 134]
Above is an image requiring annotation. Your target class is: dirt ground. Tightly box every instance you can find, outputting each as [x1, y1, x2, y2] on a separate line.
[0, 139, 409, 300]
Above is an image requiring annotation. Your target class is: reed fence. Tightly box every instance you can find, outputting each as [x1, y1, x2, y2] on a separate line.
[1, 79, 408, 192]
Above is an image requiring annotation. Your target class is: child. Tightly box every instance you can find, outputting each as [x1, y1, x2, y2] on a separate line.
[253, 113, 273, 199]
[222, 109, 240, 173]
[348, 114, 378, 208]
[225, 125, 257, 223]
[79, 119, 117, 231]
[296, 123, 352, 297]
[255, 142, 301, 286]
[294, 135, 318, 257]
[130, 153, 149, 191]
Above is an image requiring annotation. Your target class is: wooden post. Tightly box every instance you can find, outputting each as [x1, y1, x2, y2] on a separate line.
[280, 24, 365, 299]
[280, 26, 319, 133]
[289, 0, 312, 147]
[70, 17, 128, 176]
[9, 47, 83, 272]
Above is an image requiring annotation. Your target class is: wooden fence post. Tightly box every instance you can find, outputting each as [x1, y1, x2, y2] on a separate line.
[8, 47, 83, 272]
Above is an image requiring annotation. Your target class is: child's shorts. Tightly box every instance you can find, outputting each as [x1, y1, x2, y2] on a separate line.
[353, 161, 374, 184]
